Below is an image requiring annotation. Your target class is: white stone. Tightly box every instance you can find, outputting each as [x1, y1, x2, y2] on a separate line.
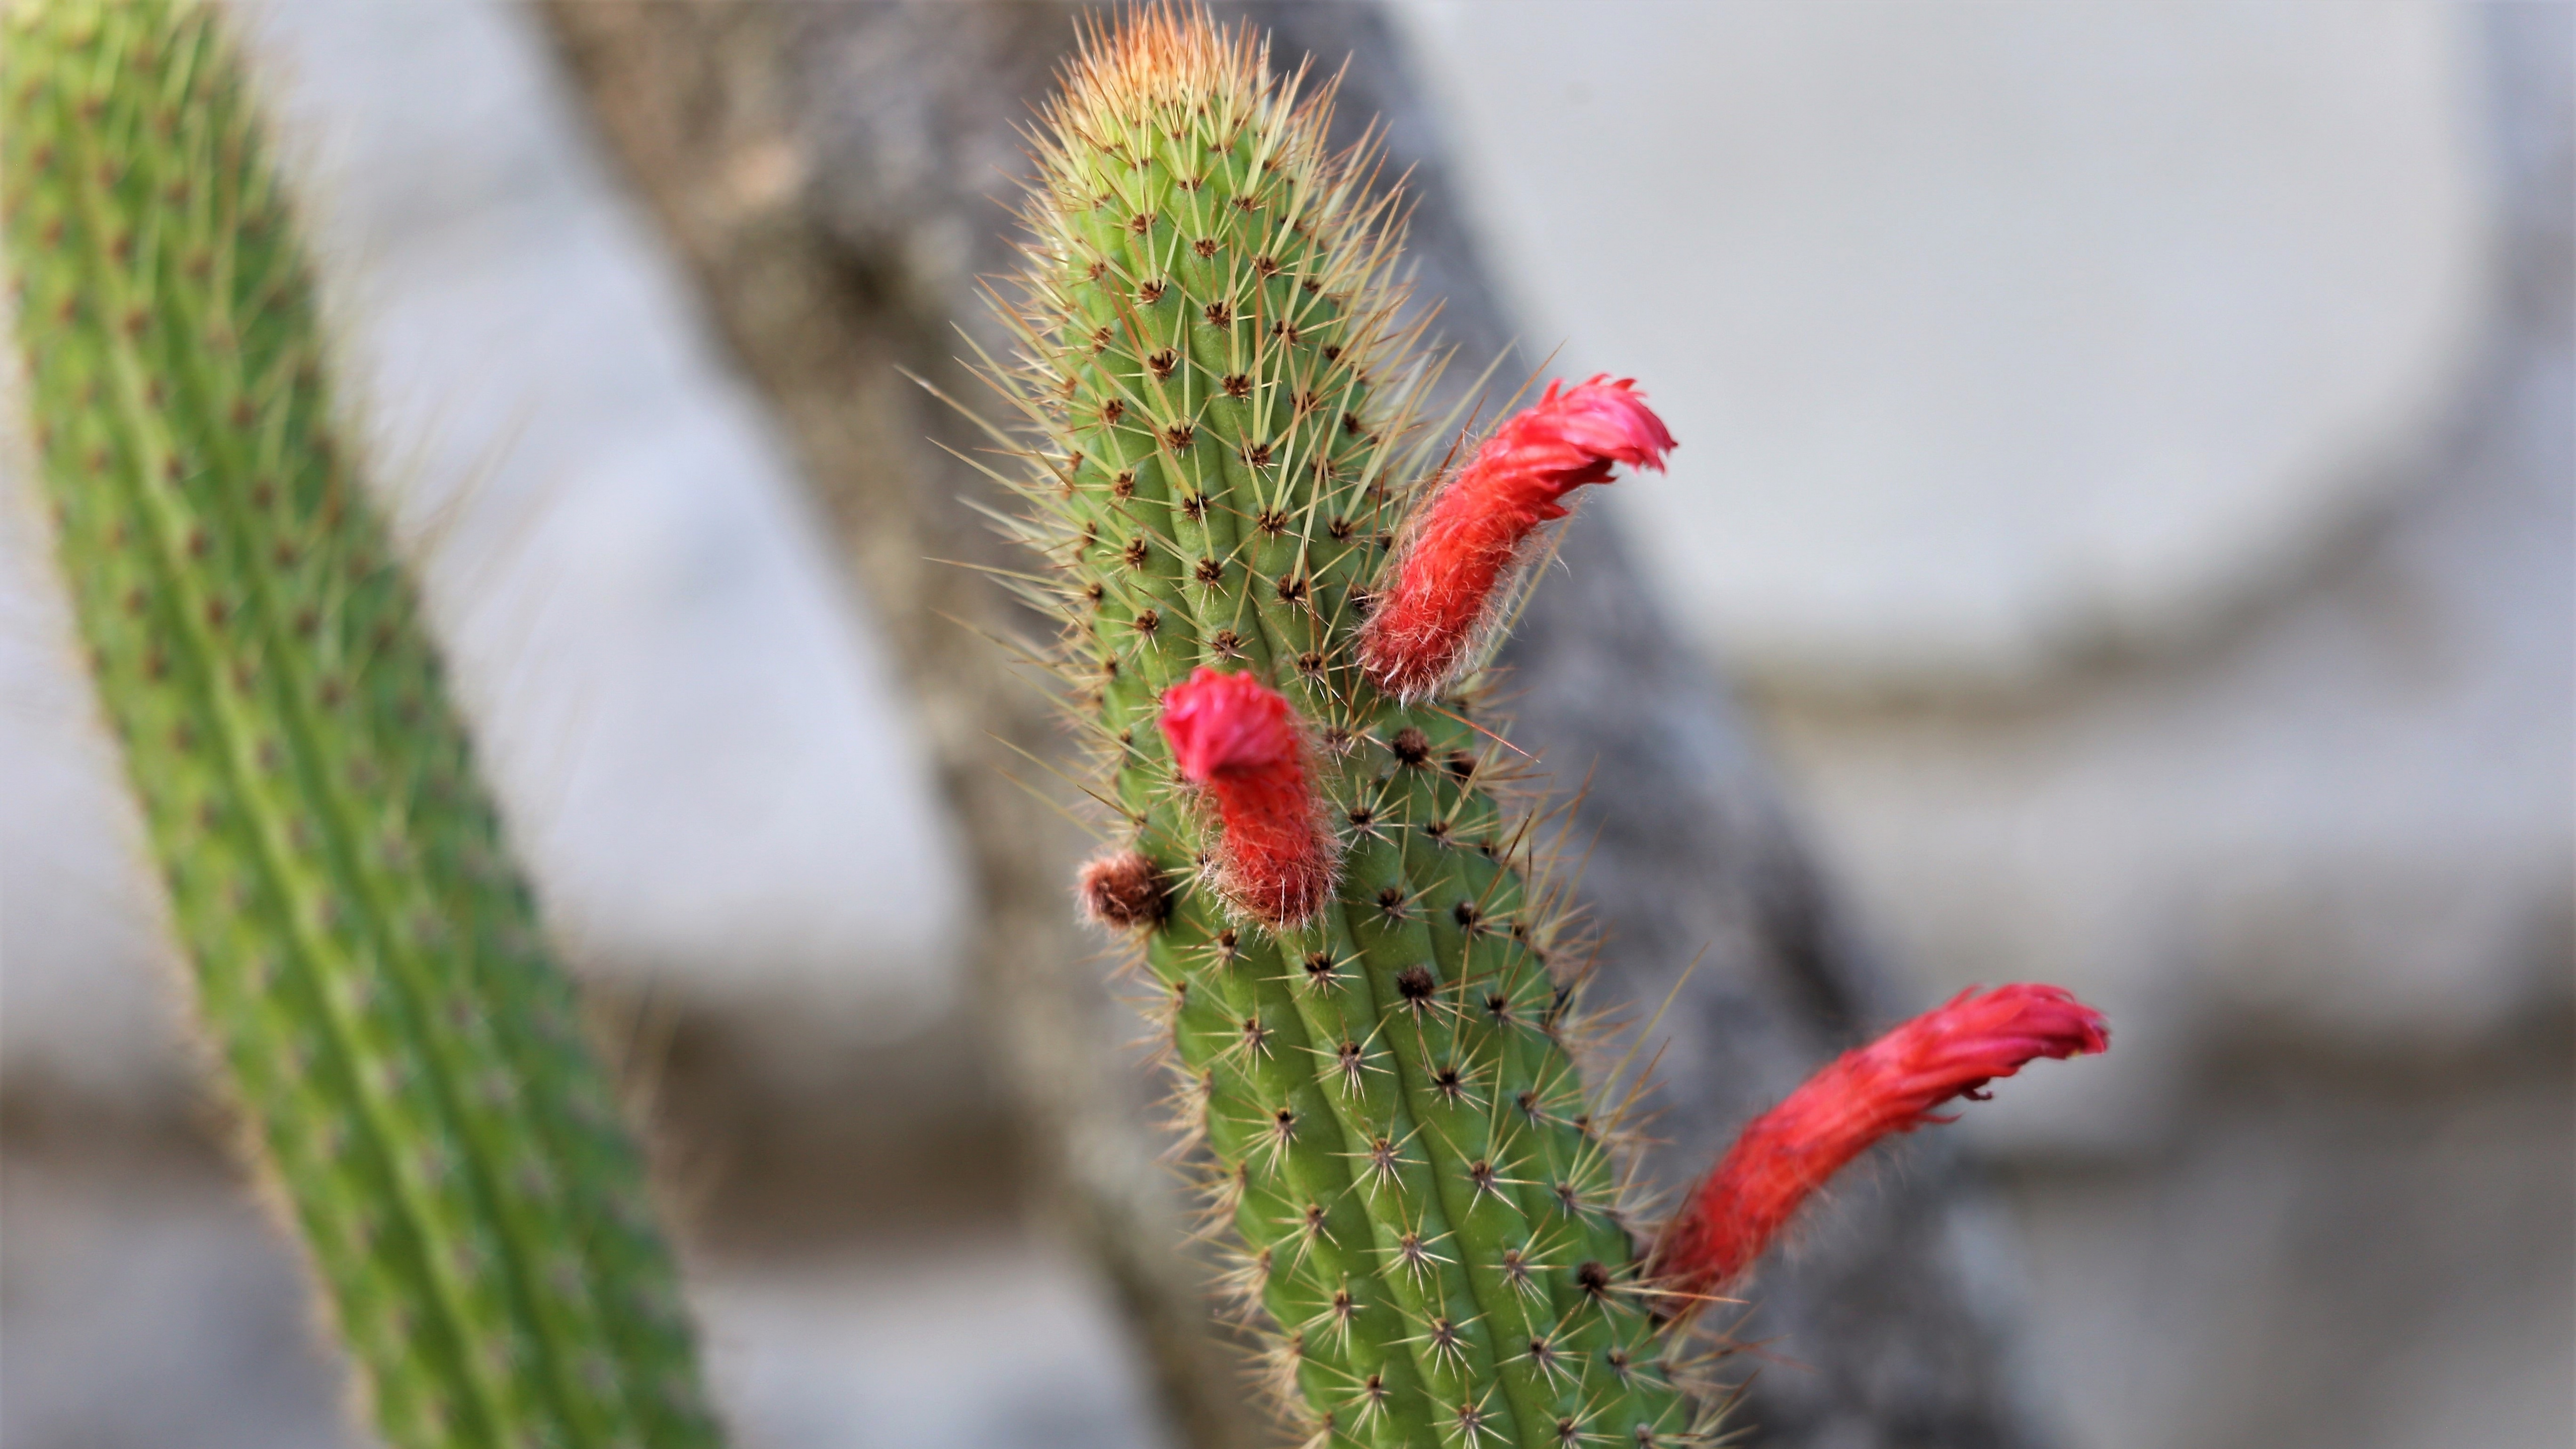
[0, 1147, 1170, 1449]
[1394, 0, 2491, 689]
[697, 1243, 1173, 1449]
[2003, 1063, 2574, 1449]
[1761, 317, 2571, 1151]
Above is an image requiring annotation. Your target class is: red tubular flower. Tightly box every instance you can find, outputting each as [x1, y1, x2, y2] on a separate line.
[1158, 667, 1338, 926]
[1651, 984, 2109, 1303]
[1358, 374, 1675, 699]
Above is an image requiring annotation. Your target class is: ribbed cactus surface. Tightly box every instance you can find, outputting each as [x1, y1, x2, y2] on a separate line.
[989, 13, 1711, 1446]
[2, 4, 719, 1445]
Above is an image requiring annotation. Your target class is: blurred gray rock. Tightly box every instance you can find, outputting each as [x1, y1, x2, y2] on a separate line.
[1749, 1, 2573, 1149]
[695, 1244, 1171, 1449]
[2006, 1045, 2573, 1449]
[1395, 0, 2492, 691]
[1397, 4, 2573, 1447]
[0, 1127, 1167, 1449]
[1, 1141, 353, 1449]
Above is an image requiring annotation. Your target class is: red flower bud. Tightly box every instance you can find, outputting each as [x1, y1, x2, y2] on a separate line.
[1651, 984, 2108, 1302]
[1077, 848, 1169, 931]
[1158, 667, 1338, 926]
[1359, 375, 1675, 699]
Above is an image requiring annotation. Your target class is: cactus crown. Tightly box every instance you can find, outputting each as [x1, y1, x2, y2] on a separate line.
[977, 7, 1716, 1446]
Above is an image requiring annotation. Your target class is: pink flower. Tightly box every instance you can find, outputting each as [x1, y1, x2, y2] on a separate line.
[1159, 668, 1338, 926]
[1651, 985, 2109, 1302]
[1358, 375, 1674, 699]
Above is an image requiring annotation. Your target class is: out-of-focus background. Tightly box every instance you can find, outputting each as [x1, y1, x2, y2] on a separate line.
[3, 4, 2566, 1448]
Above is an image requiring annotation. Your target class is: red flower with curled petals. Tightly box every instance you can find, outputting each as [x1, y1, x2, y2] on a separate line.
[1651, 984, 2109, 1304]
[1359, 374, 1675, 700]
[1158, 667, 1338, 926]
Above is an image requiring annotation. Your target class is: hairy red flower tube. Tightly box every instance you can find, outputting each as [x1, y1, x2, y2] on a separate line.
[1158, 667, 1338, 926]
[1651, 984, 2109, 1304]
[1358, 374, 1676, 699]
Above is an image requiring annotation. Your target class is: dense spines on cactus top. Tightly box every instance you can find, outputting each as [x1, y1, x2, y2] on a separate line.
[0, 4, 719, 1446]
[981, 10, 1711, 1446]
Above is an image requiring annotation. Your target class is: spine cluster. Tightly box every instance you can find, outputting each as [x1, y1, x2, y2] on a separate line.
[2, 6, 717, 1446]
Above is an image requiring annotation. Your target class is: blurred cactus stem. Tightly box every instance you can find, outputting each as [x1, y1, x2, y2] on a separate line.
[1, 3, 722, 1445]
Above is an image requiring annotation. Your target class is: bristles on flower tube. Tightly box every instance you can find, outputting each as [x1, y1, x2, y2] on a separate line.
[1651, 984, 2109, 1305]
[1158, 667, 1339, 927]
[1359, 375, 1675, 700]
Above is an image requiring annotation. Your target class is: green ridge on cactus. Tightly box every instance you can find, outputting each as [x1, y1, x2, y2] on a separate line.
[984, 12, 1716, 1446]
[1, 4, 720, 1445]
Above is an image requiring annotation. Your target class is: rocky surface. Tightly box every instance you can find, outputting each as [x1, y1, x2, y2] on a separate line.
[1397, 0, 2493, 692]
[2, 1115, 1161, 1449]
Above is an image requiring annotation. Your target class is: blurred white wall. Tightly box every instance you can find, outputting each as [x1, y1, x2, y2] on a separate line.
[1397, 0, 2488, 690]
[1394, 6, 2572, 1449]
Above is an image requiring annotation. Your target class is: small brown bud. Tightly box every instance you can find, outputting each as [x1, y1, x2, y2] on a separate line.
[1078, 848, 1168, 931]
[1389, 727, 1431, 767]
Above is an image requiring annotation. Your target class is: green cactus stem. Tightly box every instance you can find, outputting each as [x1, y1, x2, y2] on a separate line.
[985, 11, 1715, 1446]
[1, 4, 720, 1445]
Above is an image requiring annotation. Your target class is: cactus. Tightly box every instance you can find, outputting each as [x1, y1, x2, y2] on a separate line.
[1, 4, 720, 1446]
[983, 12, 1703, 1445]
[984, 10, 2106, 1448]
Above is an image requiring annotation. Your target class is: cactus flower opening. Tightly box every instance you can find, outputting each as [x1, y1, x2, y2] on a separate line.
[1158, 668, 1338, 926]
[1359, 374, 1675, 699]
[1652, 984, 2109, 1304]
